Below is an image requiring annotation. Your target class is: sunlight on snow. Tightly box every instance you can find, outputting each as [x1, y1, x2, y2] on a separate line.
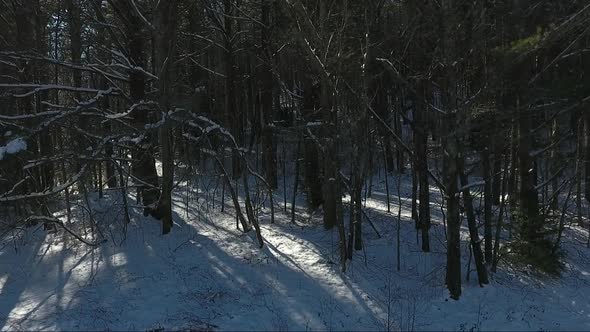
[110, 252, 128, 267]
[0, 274, 8, 292]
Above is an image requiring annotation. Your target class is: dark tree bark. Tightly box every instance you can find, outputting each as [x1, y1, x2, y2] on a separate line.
[584, 110, 590, 205]
[368, 18, 393, 173]
[412, 161, 418, 225]
[223, 0, 242, 180]
[321, 82, 338, 230]
[549, 118, 561, 210]
[517, 94, 542, 245]
[492, 155, 509, 272]
[459, 162, 490, 286]
[444, 119, 461, 300]
[507, 117, 519, 219]
[38, 9, 53, 191]
[111, 0, 160, 213]
[303, 137, 323, 209]
[291, 137, 301, 224]
[154, 0, 179, 234]
[260, 0, 277, 189]
[352, 168, 363, 251]
[482, 147, 493, 264]
[14, 0, 41, 198]
[302, 80, 323, 209]
[67, 0, 83, 181]
[492, 137, 503, 205]
[415, 82, 431, 252]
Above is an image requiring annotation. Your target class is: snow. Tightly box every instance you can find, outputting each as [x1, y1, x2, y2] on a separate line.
[119, 135, 145, 145]
[1, 173, 590, 331]
[0, 138, 27, 161]
[458, 180, 485, 192]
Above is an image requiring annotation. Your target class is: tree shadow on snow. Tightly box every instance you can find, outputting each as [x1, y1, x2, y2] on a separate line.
[0, 187, 388, 331]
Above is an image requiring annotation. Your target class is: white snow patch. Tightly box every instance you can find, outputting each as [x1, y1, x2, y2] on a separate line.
[0, 137, 27, 160]
[0, 274, 7, 290]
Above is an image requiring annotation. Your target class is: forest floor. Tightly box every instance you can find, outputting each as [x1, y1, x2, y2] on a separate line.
[1, 171, 590, 331]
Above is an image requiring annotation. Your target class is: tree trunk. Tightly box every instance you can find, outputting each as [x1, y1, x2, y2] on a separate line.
[549, 118, 560, 210]
[482, 147, 493, 264]
[415, 82, 430, 252]
[585, 110, 590, 205]
[304, 138, 323, 209]
[14, 0, 39, 199]
[112, 0, 161, 213]
[508, 119, 519, 214]
[321, 82, 338, 229]
[492, 155, 509, 272]
[36, 2, 52, 191]
[577, 118, 584, 226]
[353, 169, 363, 251]
[260, 0, 277, 189]
[224, 0, 241, 179]
[153, 0, 179, 234]
[459, 162, 490, 286]
[492, 136, 503, 205]
[517, 94, 542, 245]
[444, 121, 461, 300]
[291, 137, 301, 223]
[412, 161, 418, 226]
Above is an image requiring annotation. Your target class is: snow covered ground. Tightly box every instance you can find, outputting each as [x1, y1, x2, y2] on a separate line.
[1, 173, 590, 331]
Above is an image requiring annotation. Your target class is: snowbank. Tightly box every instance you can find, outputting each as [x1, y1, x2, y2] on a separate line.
[0, 137, 27, 160]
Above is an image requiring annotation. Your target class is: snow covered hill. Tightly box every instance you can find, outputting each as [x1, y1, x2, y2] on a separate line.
[1, 174, 590, 331]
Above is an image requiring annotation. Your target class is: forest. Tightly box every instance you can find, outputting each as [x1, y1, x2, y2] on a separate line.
[1, 0, 590, 330]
